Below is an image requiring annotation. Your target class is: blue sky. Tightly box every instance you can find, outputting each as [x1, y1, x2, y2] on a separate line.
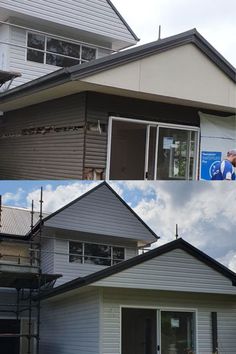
[0, 180, 235, 272]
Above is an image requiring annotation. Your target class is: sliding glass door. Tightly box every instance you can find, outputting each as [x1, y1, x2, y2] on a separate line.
[121, 308, 196, 354]
[108, 118, 199, 180]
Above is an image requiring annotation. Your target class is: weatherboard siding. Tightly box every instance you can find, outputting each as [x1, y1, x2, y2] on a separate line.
[53, 235, 138, 286]
[0, 0, 136, 45]
[0, 94, 86, 179]
[40, 288, 100, 354]
[44, 184, 157, 243]
[101, 288, 236, 354]
[93, 248, 236, 295]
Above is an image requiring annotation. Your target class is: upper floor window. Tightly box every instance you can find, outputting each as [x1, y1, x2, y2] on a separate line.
[69, 241, 125, 266]
[27, 32, 97, 67]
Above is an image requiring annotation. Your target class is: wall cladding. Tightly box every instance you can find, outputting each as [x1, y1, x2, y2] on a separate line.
[0, 93, 86, 179]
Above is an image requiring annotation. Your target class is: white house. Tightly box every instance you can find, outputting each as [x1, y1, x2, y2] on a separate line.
[0, 182, 236, 354]
[0, 0, 138, 89]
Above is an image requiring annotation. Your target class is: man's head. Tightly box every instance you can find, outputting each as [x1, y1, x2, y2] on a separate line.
[227, 149, 236, 167]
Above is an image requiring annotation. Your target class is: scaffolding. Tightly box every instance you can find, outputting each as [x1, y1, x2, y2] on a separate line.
[0, 188, 60, 354]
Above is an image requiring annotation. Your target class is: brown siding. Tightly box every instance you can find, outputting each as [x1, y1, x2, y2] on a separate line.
[0, 94, 86, 179]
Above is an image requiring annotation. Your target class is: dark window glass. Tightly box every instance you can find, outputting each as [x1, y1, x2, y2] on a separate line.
[47, 37, 81, 58]
[27, 49, 44, 64]
[28, 33, 45, 50]
[69, 242, 83, 263]
[46, 53, 80, 67]
[113, 247, 125, 260]
[84, 243, 111, 266]
[82, 46, 96, 61]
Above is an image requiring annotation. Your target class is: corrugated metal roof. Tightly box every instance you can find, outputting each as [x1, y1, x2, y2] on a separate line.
[0, 206, 48, 236]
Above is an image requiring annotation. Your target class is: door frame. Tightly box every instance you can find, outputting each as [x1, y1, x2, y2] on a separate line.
[120, 305, 198, 354]
[106, 116, 200, 180]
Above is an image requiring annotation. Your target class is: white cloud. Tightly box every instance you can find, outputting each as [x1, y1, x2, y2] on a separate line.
[26, 182, 100, 213]
[2, 188, 25, 205]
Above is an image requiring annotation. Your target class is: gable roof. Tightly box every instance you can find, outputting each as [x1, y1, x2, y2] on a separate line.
[41, 238, 236, 300]
[0, 29, 235, 112]
[30, 181, 159, 244]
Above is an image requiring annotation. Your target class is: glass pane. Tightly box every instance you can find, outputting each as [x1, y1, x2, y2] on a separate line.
[161, 311, 195, 354]
[147, 127, 157, 180]
[27, 49, 44, 63]
[47, 37, 81, 58]
[69, 242, 83, 263]
[28, 33, 45, 50]
[82, 46, 96, 61]
[84, 243, 111, 266]
[113, 247, 125, 260]
[156, 128, 196, 180]
[189, 131, 197, 179]
[46, 53, 80, 67]
[110, 121, 147, 180]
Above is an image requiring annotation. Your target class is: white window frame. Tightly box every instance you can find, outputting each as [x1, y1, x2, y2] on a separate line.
[119, 306, 198, 354]
[25, 31, 98, 67]
[106, 116, 200, 181]
[68, 240, 125, 265]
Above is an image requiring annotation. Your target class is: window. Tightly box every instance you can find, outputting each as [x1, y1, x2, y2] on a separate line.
[69, 241, 125, 266]
[27, 32, 96, 67]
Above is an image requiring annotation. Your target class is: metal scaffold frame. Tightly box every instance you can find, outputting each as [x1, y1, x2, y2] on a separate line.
[0, 187, 59, 354]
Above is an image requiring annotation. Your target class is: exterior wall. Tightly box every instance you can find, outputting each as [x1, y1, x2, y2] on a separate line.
[44, 183, 157, 244]
[0, 0, 136, 48]
[0, 23, 10, 72]
[101, 287, 236, 354]
[53, 233, 138, 285]
[94, 248, 236, 295]
[0, 93, 86, 179]
[6, 25, 112, 88]
[40, 287, 101, 354]
[41, 238, 55, 274]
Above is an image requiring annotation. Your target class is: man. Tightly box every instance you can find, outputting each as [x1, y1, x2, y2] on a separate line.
[211, 149, 236, 180]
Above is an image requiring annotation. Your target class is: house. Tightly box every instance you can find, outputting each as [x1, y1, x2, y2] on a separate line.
[0, 0, 138, 89]
[0, 182, 236, 354]
[0, 28, 235, 180]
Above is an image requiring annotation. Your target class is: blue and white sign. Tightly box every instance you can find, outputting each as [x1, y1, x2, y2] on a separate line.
[201, 151, 222, 180]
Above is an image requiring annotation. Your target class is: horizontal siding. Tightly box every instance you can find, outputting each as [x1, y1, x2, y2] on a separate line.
[1, 0, 136, 44]
[94, 248, 236, 295]
[102, 287, 236, 354]
[41, 238, 54, 274]
[40, 288, 100, 354]
[0, 94, 85, 179]
[54, 235, 138, 286]
[45, 184, 157, 243]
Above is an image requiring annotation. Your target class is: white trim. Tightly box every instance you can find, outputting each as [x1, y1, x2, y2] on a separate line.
[119, 306, 198, 354]
[107, 116, 200, 180]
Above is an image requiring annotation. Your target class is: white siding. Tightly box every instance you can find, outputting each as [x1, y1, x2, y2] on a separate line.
[0, 0, 136, 46]
[93, 248, 236, 295]
[0, 23, 10, 71]
[40, 288, 101, 354]
[41, 238, 54, 274]
[53, 235, 138, 286]
[101, 287, 236, 354]
[45, 184, 157, 244]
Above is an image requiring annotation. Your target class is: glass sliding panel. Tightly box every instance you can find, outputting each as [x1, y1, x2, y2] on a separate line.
[84, 243, 111, 266]
[46, 54, 80, 67]
[161, 311, 195, 354]
[156, 128, 197, 180]
[110, 121, 147, 180]
[122, 308, 157, 354]
[27, 49, 44, 64]
[82, 46, 96, 61]
[112, 246, 125, 264]
[28, 33, 45, 50]
[47, 37, 81, 57]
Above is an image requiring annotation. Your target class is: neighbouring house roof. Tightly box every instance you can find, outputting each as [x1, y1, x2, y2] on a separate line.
[41, 238, 236, 300]
[30, 182, 159, 244]
[0, 29, 235, 112]
[0, 206, 41, 237]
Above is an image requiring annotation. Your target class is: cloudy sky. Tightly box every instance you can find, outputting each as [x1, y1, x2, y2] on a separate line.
[112, 0, 236, 66]
[0, 180, 235, 272]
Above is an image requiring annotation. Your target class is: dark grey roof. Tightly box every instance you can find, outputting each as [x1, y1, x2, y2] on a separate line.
[41, 238, 236, 300]
[0, 29, 235, 106]
[0, 70, 21, 86]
